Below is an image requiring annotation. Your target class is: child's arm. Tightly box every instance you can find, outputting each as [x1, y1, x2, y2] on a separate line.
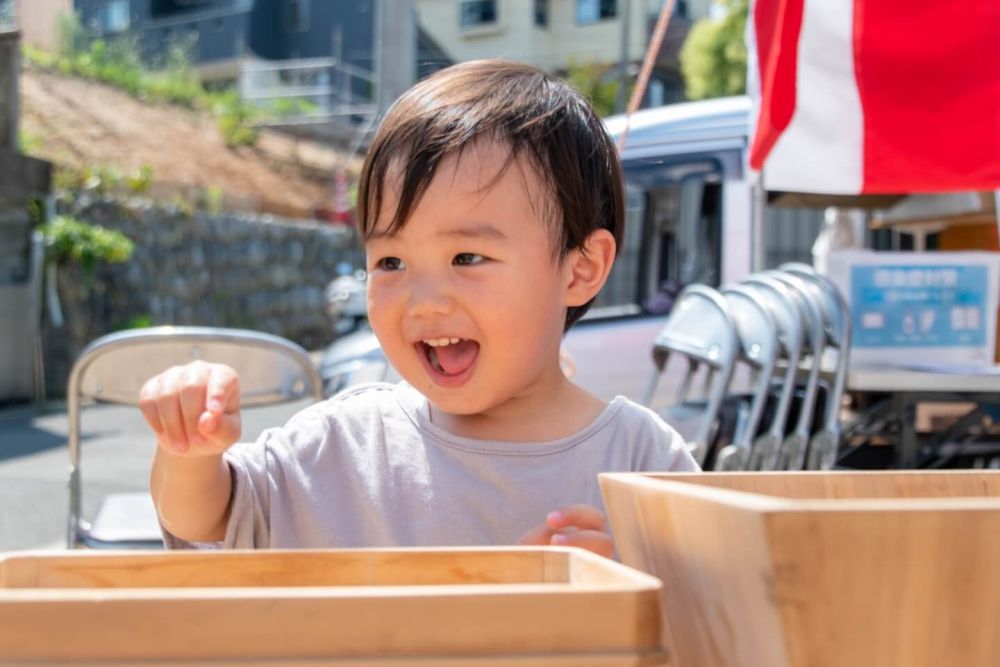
[519, 505, 614, 559]
[140, 361, 242, 542]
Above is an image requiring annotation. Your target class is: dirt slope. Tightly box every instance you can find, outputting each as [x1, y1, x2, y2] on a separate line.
[19, 66, 355, 218]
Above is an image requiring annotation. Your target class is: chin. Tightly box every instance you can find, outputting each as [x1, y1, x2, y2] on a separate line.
[423, 386, 498, 416]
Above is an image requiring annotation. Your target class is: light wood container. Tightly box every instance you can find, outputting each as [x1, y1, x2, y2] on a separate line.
[0, 546, 666, 666]
[600, 471, 1000, 667]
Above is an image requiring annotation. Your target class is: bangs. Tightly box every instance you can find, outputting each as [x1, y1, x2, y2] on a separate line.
[356, 59, 624, 329]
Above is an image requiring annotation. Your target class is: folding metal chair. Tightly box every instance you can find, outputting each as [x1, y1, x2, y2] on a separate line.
[643, 285, 739, 467]
[713, 285, 780, 471]
[318, 327, 394, 396]
[780, 263, 853, 469]
[67, 326, 325, 549]
[765, 271, 828, 470]
[739, 274, 805, 470]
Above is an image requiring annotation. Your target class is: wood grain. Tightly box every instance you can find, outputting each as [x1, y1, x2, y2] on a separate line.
[0, 547, 666, 665]
[601, 471, 1000, 667]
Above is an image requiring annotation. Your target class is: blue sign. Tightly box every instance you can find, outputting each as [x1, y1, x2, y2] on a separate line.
[851, 264, 989, 348]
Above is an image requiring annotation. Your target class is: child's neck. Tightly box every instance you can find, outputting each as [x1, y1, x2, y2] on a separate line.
[428, 376, 607, 442]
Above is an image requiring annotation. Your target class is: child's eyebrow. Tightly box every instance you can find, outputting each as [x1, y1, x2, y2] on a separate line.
[437, 224, 508, 240]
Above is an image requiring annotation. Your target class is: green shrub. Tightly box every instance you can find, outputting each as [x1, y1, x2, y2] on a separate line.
[83, 165, 122, 195]
[201, 186, 225, 214]
[117, 313, 153, 330]
[18, 130, 43, 154]
[126, 165, 155, 195]
[564, 60, 621, 118]
[211, 90, 260, 147]
[270, 97, 321, 118]
[41, 215, 134, 273]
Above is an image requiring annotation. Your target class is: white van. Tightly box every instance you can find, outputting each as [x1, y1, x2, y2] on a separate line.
[319, 96, 824, 402]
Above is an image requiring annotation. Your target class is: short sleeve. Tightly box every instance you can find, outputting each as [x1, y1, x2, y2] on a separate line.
[159, 433, 275, 549]
[621, 400, 702, 473]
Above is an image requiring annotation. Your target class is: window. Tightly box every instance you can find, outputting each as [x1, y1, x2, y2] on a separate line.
[97, 0, 130, 33]
[534, 0, 548, 27]
[460, 0, 497, 28]
[576, 0, 616, 23]
[287, 0, 310, 33]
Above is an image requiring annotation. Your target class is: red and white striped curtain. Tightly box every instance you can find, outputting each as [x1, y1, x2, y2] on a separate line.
[747, 0, 1000, 195]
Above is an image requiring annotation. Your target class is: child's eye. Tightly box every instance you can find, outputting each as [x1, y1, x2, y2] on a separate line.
[375, 257, 405, 271]
[453, 253, 486, 266]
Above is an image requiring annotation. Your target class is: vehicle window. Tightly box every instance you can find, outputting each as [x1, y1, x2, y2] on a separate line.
[596, 159, 723, 314]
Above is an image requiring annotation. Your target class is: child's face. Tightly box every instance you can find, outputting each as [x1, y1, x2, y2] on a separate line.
[365, 141, 572, 416]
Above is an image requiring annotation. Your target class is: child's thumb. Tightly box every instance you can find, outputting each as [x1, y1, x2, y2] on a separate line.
[198, 410, 241, 449]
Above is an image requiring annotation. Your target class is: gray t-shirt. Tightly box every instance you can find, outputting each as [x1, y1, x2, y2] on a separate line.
[163, 382, 698, 549]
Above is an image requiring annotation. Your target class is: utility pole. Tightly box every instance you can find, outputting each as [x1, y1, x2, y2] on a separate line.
[375, 0, 416, 117]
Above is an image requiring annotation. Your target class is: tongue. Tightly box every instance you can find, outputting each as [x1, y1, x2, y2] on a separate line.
[432, 340, 479, 375]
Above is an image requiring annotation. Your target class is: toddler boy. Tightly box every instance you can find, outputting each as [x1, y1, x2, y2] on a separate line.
[141, 60, 699, 557]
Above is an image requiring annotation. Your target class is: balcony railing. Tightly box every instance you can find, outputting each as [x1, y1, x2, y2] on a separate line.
[240, 57, 377, 126]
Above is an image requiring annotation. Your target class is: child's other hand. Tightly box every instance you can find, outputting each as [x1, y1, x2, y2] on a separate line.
[518, 504, 614, 559]
[139, 361, 241, 457]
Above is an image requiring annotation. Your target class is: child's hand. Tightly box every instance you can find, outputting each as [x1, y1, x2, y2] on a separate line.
[518, 504, 614, 559]
[139, 361, 241, 456]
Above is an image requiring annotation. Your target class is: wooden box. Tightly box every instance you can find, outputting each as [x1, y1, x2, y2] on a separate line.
[600, 471, 1000, 667]
[0, 547, 666, 666]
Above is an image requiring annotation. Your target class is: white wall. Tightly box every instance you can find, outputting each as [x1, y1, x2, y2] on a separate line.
[15, 0, 73, 52]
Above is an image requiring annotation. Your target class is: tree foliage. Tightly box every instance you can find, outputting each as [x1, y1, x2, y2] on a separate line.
[563, 60, 621, 118]
[680, 0, 748, 100]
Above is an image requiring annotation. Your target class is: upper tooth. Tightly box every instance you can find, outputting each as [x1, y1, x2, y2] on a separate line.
[425, 337, 460, 347]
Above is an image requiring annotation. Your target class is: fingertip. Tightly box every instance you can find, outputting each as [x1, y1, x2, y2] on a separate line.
[551, 534, 570, 546]
[546, 510, 565, 527]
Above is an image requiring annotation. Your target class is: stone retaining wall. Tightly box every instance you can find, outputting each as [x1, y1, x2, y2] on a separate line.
[44, 197, 363, 396]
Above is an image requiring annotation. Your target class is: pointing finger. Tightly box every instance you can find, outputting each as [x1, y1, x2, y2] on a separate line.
[205, 365, 240, 415]
[179, 362, 210, 447]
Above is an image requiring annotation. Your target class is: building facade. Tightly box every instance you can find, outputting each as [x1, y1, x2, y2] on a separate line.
[16, 1, 451, 140]
[417, 0, 714, 107]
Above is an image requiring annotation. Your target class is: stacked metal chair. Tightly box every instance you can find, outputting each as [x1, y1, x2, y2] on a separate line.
[643, 285, 740, 467]
[646, 265, 852, 471]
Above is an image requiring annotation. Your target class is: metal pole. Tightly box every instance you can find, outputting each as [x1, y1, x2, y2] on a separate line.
[375, 0, 415, 116]
[617, 0, 632, 114]
[751, 173, 766, 271]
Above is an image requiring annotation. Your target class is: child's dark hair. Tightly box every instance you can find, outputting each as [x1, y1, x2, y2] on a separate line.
[357, 59, 625, 330]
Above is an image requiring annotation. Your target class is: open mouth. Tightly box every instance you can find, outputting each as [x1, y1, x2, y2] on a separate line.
[415, 337, 480, 386]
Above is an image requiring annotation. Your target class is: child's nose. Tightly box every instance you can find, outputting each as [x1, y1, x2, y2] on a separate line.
[406, 277, 454, 318]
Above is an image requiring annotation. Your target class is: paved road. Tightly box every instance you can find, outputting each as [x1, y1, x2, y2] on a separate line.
[0, 399, 312, 552]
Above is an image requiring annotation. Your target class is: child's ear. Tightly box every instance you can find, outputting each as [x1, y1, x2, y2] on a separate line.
[564, 229, 616, 307]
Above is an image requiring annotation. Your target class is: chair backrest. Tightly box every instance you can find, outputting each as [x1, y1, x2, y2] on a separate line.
[715, 285, 780, 470]
[741, 274, 805, 469]
[650, 285, 739, 370]
[780, 263, 850, 349]
[646, 285, 739, 465]
[780, 263, 853, 469]
[765, 271, 828, 469]
[67, 326, 324, 547]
